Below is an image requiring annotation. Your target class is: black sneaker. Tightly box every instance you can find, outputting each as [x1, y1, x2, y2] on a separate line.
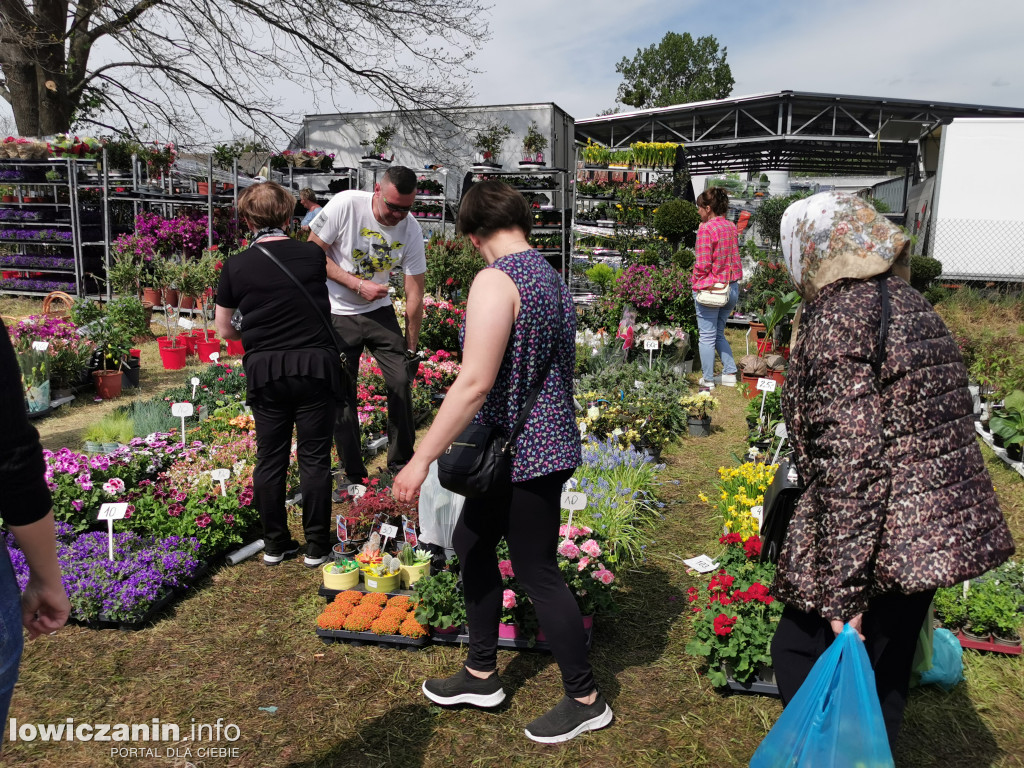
[523, 693, 613, 744]
[422, 667, 505, 708]
[263, 541, 301, 566]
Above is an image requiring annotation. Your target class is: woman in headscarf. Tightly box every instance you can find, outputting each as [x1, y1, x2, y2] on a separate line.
[769, 192, 1014, 750]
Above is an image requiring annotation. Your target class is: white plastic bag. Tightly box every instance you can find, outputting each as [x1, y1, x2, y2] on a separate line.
[417, 460, 465, 554]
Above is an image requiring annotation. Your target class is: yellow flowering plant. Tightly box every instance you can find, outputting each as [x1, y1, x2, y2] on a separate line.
[698, 462, 777, 538]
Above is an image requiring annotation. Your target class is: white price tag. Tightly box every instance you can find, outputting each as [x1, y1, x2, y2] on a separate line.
[347, 484, 366, 499]
[210, 468, 231, 481]
[682, 555, 720, 573]
[177, 317, 194, 330]
[97, 503, 129, 521]
[560, 491, 588, 511]
[751, 504, 764, 530]
[171, 402, 194, 417]
[643, 339, 659, 350]
[379, 523, 399, 539]
[31, 340, 49, 351]
[208, 351, 220, 363]
[190, 376, 200, 386]
[634, 380, 644, 390]
[756, 378, 777, 392]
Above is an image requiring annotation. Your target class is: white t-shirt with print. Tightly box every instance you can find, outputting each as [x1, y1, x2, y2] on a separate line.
[309, 190, 426, 316]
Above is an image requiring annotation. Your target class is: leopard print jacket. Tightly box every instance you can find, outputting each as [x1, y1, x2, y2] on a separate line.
[774, 275, 1015, 621]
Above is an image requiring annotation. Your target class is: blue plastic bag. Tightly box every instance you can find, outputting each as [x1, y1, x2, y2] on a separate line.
[751, 625, 895, 768]
[919, 628, 964, 691]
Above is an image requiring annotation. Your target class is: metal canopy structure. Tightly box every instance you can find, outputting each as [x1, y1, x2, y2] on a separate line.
[575, 90, 1024, 177]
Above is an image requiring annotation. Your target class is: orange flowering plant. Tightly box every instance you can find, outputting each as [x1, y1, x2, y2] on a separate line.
[684, 533, 782, 686]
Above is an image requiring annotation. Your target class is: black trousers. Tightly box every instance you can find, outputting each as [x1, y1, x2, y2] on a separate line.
[331, 307, 416, 480]
[250, 376, 336, 558]
[771, 589, 935, 750]
[453, 468, 596, 699]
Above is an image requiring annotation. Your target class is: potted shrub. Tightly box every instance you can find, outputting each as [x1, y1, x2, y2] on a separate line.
[89, 317, 130, 399]
[412, 565, 467, 632]
[679, 392, 719, 437]
[472, 122, 513, 169]
[360, 125, 396, 162]
[520, 122, 548, 166]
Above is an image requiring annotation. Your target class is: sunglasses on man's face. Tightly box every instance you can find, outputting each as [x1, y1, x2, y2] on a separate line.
[381, 194, 412, 213]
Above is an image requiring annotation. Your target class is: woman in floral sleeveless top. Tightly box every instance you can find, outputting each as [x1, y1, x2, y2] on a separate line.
[393, 181, 611, 744]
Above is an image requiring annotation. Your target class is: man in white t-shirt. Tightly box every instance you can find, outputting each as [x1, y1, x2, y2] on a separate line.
[308, 166, 426, 490]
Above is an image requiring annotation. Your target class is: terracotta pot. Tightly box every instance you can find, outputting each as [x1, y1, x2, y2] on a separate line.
[197, 182, 211, 195]
[159, 345, 187, 370]
[142, 287, 162, 306]
[179, 295, 196, 310]
[769, 369, 786, 387]
[741, 372, 761, 399]
[92, 369, 123, 399]
[163, 288, 179, 307]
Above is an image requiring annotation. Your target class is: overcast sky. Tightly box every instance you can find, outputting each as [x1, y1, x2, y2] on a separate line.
[4, 0, 1022, 141]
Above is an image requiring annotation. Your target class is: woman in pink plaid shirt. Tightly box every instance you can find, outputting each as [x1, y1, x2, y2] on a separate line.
[692, 187, 743, 387]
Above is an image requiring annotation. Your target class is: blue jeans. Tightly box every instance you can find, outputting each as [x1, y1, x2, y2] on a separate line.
[693, 282, 740, 382]
[0, 539, 24, 740]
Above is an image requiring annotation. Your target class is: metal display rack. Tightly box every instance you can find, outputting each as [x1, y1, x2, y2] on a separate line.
[0, 157, 92, 298]
[468, 166, 569, 278]
[410, 168, 449, 242]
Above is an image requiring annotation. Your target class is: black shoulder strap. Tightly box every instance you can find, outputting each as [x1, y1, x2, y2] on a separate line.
[254, 243, 346, 359]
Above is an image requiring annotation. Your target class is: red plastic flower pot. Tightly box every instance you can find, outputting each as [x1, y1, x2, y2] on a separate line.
[196, 338, 221, 363]
[159, 345, 188, 370]
[226, 338, 245, 356]
[177, 333, 196, 355]
[157, 336, 176, 349]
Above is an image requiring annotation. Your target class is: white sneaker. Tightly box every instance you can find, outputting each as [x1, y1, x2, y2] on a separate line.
[697, 378, 716, 390]
[719, 374, 737, 387]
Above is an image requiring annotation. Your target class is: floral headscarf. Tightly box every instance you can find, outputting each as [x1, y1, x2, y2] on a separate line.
[779, 192, 909, 301]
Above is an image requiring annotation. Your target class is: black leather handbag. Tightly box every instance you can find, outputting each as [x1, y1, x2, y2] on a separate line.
[436, 422, 515, 499]
[759, 274, 893, 565]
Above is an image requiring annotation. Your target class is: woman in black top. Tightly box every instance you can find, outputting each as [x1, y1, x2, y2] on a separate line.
[0, 318, 70, 738]
[215, 182, 340, 567]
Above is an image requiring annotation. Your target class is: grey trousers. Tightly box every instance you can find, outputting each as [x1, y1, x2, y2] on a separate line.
[331, 306, 415, 480]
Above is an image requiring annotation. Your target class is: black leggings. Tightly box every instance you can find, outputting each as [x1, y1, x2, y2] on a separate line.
[453, 468, 595, 698]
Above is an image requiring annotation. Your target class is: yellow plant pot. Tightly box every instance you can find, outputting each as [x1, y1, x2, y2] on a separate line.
[322, 563, 359, 591]
[400, 561, 431, 589]
[362, 570, 401, 593]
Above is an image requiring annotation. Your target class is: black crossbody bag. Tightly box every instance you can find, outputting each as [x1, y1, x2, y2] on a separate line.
[437, 335, 560, 500]
[759, 274, 892, 564]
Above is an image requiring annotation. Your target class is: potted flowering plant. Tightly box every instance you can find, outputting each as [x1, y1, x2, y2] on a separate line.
[684, 533, 782, 687]
[412, 563, 467, 632]
[679, 392, 719, 437]
[472, 122, 513, 168]
[520, 122, 548, 165]
[361, 125, 396, 162]
[555, 524, 617, 617]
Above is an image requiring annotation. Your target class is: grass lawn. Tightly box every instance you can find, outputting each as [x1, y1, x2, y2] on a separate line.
[1, 299, 1023, 766]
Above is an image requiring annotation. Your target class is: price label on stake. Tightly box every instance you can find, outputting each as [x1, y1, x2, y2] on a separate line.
[209, 352, 220, 363]
[177, 317, 194, 330]
[560, 492, 587, 511]
[210, 468, 231, 496]
[379, 522, 399, 551]
[98, 503, 129, 561]
[32, 340, 49, 352]
[756, 378, 777, 392]
[643, 339, 659, 351]
[190, 376, 200, 398]
[346, 484, 366, 500]
[171, 402, 194, 445]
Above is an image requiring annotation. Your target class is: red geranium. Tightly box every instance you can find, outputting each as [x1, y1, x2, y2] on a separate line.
[719, 532, 743, 545]
[713, 614, 736, 636]
[743, 535, 762, 559]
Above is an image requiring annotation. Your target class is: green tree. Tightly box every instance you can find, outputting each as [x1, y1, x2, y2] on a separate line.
[615, 32, 734, 109]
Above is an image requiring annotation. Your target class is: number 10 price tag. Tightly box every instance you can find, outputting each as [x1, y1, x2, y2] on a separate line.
[97, 503, 129, 561]
[560, 491, 587, 541]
